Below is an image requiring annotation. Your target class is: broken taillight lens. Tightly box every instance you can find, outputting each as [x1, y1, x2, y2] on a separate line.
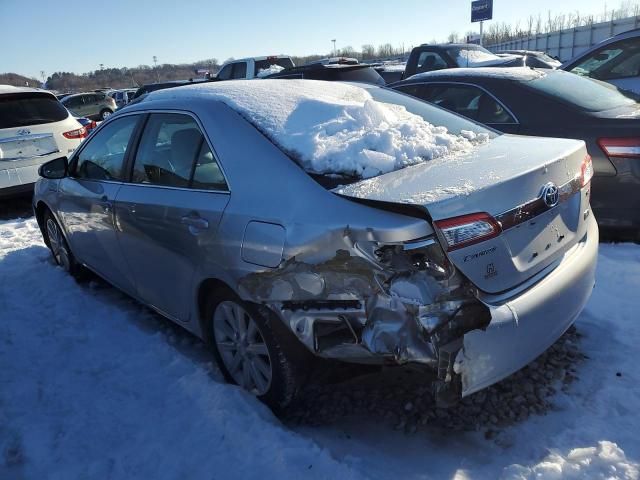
[581, 154, 594, 187]
[62, 127, 88, 139]
[597, 137, 640, 159]
[434, 213, 501, 252]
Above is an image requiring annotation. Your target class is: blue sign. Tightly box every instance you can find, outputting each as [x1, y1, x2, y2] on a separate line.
[471, 0, 493, 22]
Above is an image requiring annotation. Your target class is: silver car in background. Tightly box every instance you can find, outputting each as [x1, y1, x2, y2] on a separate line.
[33, 80, 598, 410]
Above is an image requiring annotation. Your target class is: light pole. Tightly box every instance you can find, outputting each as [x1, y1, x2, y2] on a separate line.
[40, 70, 45, 87]
[331, 39, 336, 57]
[153, 55, 160, 82]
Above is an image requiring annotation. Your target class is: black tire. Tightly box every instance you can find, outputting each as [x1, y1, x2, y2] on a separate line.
[99, 109, 112, 121]
[205, 291, 308, 412]
[43, 210, 87, 281]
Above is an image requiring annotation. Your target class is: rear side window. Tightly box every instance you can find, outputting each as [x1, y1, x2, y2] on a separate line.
[422, 84, 516, 124]
[0, 93, 69, 128]
[131, 113, 227, 190]
[415, 52, 448, 73]
[73, 115, 138, 181]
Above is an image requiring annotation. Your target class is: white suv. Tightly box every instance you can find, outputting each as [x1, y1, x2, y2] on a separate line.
[0, 86, 85, 196]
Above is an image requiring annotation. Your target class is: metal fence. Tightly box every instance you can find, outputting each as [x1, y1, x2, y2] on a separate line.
[486, 16, 640, 62]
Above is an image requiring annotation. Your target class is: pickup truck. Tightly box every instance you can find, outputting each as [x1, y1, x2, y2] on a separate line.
[401, 43, 523, 80]
[216, 55, 295, 80]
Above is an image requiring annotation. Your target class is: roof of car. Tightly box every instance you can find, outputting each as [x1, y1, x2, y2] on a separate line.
[221, 55, 291, 65]
[265, 63, 376, 76]
[417, 43, 481, 48]
[402, 67, 547, 83]
[0, 85, 49, 95]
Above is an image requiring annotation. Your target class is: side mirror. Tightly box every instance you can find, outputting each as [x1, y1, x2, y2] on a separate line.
[38, 156, 69, 179]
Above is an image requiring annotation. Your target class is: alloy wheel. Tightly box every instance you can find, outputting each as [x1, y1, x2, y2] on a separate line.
[46, 217, 71, 271]
[213, 300, 273, 395]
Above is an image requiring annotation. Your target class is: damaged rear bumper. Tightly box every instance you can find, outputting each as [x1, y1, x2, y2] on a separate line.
[457, 214, 598, 397]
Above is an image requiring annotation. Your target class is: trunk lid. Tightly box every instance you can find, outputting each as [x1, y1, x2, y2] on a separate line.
[335, 135, 590, 293]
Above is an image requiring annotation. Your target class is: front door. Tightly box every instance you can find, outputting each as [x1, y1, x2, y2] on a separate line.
[114, 112, 230, 322]
[57, 114, 141, 294]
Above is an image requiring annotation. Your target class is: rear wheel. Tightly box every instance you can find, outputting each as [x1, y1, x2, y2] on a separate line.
[206, 293, 306, 411]
[43, 210, 86, 280]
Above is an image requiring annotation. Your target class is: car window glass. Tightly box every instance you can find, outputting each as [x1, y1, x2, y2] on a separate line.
[232, 62, 247, 79]
[0, 92, 69, 128]
[191, 141, 228, 190]
[423, 84, 515, 123]
[602, 50, 640, 79]
[132, 113, 207, 188]
[394, 84, 426, 99]
[570, 38, 640, 79]
[217, 64, 232, 80]
[74, 115, 138, 181]
[416, 52, 447, 73]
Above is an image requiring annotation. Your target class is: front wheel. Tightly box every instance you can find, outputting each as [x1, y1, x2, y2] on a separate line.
[99, 109, 112, 121]
[43, 210, 86, 280]
[207, 294, 307, 411]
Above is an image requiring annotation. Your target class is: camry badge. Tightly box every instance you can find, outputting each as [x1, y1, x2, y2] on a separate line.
[542, 182, 559, 208]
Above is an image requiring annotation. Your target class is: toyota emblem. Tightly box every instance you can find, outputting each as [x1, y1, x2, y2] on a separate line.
[542, 182, 559, 208]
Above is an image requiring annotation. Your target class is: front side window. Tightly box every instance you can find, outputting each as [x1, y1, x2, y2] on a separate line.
[73, 115, 139, 181]
[570, 38, 640, 79]
[131, 113, 227, 190]
[416, 52, 447, 73]
[423, 84, 516, 124]
[393, 84, 426, 99]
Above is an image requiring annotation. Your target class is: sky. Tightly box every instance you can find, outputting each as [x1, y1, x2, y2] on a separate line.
[0, 0, 613, 79]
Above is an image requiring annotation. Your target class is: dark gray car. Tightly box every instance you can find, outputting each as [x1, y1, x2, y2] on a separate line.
[32, 80, 597, 410]
[391, 67, 640, 238]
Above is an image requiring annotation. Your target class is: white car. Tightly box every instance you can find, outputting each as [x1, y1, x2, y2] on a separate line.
[0, 86, 86, 196]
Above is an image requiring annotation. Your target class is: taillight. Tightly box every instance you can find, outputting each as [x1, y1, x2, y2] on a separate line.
[581, 154, 594, 187]
[597, 138, 640, 159]
[89, 120, 97, 130]
[434, 213, 502, 252]
[63, 127, 88, 139]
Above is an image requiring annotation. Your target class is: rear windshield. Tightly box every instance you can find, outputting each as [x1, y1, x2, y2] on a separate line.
[525, 71, 636, 112]
[311, 67, 385, 85]
[0, 93, 69, 129]
[254, 58, 295, 76]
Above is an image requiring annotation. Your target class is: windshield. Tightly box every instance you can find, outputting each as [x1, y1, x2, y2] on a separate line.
[525, 70, 636, 112]
[0, 92, 69, 128]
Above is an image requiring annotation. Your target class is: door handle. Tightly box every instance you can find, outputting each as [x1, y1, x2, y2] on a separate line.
[181, 213, 209, 233]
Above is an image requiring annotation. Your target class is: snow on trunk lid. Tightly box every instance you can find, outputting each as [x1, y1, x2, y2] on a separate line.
[336, 135, 591, 293]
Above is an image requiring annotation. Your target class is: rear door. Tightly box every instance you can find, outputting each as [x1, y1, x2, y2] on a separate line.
[115, 112, 230, 322]
[57, 114, 141, 293]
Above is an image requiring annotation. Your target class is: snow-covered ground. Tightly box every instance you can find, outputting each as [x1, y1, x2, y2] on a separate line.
[1, 216, 639, 479]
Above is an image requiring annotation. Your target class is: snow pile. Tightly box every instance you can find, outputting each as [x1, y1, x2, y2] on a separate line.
[256, 64, 285, 78]
[503, 442, 639, 479]
[380, 63, 406, 72]
[167, 80, 489, 178]
[456, 49, 515, 67]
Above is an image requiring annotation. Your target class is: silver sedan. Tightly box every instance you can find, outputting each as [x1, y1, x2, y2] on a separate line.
[33, 80, 598, 410]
